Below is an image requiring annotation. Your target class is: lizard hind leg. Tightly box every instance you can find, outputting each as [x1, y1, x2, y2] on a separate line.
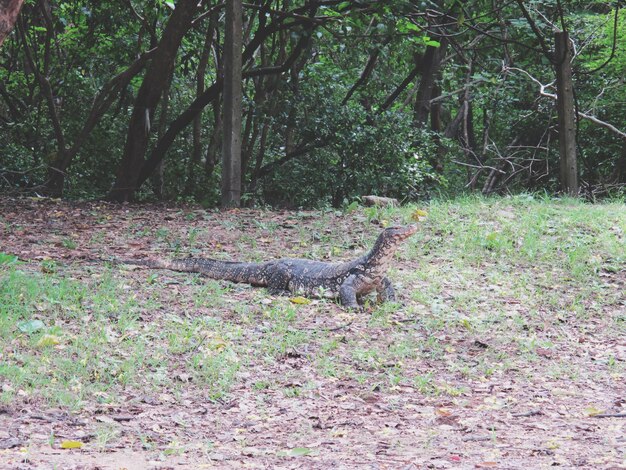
[376, 277, 396, 303]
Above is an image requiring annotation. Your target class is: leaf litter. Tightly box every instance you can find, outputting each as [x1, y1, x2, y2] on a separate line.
[0, 196, 624, 469]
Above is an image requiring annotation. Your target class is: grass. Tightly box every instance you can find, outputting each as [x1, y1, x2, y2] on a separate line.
[0, 263, 242, 408]
[0, 194, 624, 414]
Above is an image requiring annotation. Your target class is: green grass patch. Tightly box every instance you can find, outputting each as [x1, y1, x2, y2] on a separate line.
[0, 195, 624, 412]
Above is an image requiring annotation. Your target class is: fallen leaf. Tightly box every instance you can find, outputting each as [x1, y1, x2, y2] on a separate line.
[60, 440, 83, 449]
[411, 209, 428, 221]
[584, 406, 604, 417]
[536, 347, 553, 358]
[289, 296, 311, 305]
[37, 334, 61, 348]
[95, 416, 116, 424]
[0, 437, 22, 449]
[546, 440, 560, 450]
[207, 336, 227, 350]
[122, 264, 142, 271]
[278, 447, 314, 457]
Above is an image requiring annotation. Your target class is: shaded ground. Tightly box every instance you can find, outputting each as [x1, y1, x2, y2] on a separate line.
[0, 196, 624, 469]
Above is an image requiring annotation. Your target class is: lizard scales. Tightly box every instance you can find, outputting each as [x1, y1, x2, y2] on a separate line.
[125, 224, 417, 308]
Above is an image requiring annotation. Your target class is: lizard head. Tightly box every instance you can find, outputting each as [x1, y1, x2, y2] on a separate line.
[380, 224, 418, 243]
[365, 224, 418, 271]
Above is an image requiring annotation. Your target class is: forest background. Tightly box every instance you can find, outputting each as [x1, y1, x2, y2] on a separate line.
[1, 0, 625, 207]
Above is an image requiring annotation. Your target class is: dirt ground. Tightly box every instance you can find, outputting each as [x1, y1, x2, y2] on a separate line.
[0, 197, 624, 469]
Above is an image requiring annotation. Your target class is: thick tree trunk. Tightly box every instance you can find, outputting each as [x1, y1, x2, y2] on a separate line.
[555, 31, 578, 196]
[151, 70, 174, 200]
[221, 0, 243, 207]
[107, 0, 198, 202]
[0, 0, 24, 46]
[413, 37, 447, 127]
[205, 94, 222, 180]
[610, 141, 626, 184]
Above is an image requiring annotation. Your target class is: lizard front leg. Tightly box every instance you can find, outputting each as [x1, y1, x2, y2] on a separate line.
[376, 277, 396, 303]
[338, 275, 361, 309]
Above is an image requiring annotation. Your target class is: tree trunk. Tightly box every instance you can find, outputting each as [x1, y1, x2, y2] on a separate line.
[107, 0, 198, 202]
[221, 0, 243, 207]
[136, 4, 319, 194]
[205, 94, 222, 180]
[151, 70, 174, 200]
[413, 37, 447, 127]
[555, 31, 578, 196]
[610, 141, 626, 184]
[0, 0, 24, 46]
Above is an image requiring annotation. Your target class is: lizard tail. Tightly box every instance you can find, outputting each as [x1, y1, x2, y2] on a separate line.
[118, 258, 269, 286]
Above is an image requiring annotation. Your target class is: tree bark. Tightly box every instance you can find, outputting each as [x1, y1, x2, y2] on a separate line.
[610, 141, 626, 184]
[554, 31, 578, 196]
[151, 69, 174, 200]
[0, 0, 24, 46]
[221, 0, 243, 207]
[107, 0, 199, 202]
[413, 37, 447, 127]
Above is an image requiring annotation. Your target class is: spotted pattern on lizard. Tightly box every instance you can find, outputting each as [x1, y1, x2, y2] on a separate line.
[119, 225, 417, 309]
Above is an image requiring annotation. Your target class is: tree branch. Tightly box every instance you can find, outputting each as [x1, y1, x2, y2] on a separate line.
[514, 0, 554, 61]
[505, 66, 626, 141]
[17, 17, 66, 155]
[379, 59, 421, 113]
[68, 47, 159, 158]
[254, 139, 324, 179]
[341, 45, 383, 106]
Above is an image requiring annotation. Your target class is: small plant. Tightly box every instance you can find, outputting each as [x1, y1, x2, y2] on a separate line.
[187, 227, 202, 246]
[61, 238, 77, 249]
[413, 373, 436, 394]
[282, 385, 302, 398]
[252, 380, 271, 390]
[94, 423, 120, 450]
[0, 252, 18, 265]
[155, 227, 169, 239]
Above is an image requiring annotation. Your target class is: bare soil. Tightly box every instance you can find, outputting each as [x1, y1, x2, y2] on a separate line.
[0, 197, 624, 469]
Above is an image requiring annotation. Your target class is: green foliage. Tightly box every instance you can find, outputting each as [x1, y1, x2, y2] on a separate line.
[0, 1, 624, 203]
[260, 104, 447, 206]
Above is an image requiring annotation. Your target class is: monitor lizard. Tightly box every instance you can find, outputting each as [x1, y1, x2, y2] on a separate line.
[116, 224, 417, 309]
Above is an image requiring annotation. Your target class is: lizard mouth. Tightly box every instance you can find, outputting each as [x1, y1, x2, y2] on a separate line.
[387, 224, 418, 241]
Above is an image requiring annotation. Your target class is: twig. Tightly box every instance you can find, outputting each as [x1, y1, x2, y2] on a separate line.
[462, 435, 492, 442]
[592, 413, 626, 418]
[327, 320, 354, 332]
[452, 160, 506, 174]
[394, 317, 419, 323]
[186, 333, 208, 355]
[512, 410, 543, 418]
